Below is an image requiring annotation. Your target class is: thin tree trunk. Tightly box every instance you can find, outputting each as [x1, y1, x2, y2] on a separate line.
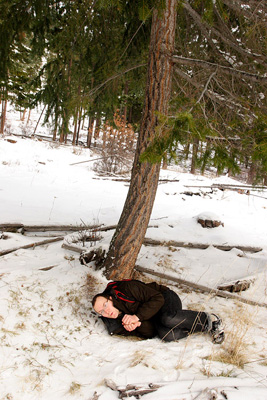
[247, 161, 257, 184]
[72, 105, 78, 145]
[60, 57, 73, 144]
[53, 116, 58, 141]
[190, 138, 199, 174]
[76, 106, 82, 145]
[26, 109, 31, 125]
[87, 116, 93, 148]
[60, 122, 64, 143]
[0, 94, 7, 134]
[102, 119, 107, 148]
[103, 0, 177, 279]
[33, 105, 46, 135]
[94, 117, 100, 147]
[184, 142, 190, 159]
[21, 109, 27, 121]
[162, 152, 168, 169]
[73, 85, 81, 145]
[201, 142, 210, 175]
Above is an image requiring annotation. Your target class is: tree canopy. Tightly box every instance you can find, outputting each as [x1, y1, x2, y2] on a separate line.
[0, 0, 266, 180]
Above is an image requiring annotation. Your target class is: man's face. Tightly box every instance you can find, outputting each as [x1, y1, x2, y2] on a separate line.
[93, 296, 120, 319]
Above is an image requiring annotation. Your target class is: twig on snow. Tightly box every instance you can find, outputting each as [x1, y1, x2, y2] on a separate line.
[104, 379, 160, 399]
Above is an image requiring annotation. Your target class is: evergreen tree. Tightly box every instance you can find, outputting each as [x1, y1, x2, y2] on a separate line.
[170, 0, 267, 177]
[102, 0, 267, 279]
[103, 0, 177, 279]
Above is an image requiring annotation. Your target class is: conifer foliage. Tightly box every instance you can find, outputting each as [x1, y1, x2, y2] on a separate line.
[0, 0, 266, 179]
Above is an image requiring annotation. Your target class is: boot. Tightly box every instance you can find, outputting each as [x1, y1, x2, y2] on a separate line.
[210, 313, 225, 344]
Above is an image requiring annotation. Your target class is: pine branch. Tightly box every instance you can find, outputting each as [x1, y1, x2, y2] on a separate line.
[182, 0, 266, 62]
[222, 0, 267, 21]
[189, 71, 217, 112]
[173, 66, 251, 114]
[181, 1, 227, 64]
[88, 63, 146, 97]
[172, 55, 267, 83]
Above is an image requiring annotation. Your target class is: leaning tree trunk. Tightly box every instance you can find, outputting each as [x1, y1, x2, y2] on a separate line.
[103, 0, 177, 280]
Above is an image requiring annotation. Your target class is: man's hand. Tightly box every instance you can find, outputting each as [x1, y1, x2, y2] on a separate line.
[122, 314, 139, 326]
[122, 314, 141, 331]
[123, 321, 141, 332]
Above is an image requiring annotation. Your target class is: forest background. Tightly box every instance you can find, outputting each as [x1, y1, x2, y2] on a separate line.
[1, 0, 266, 179]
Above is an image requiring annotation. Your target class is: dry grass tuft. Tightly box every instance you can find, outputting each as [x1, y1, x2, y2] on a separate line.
[201, 362, 235, 377]
[207, 305, 254, 369]
[68, 381, 82, 395]
[130, 350, 153, 368]
[187, 302, 206, 312]
[260, 358, 267, 366]
[85, 273, 101, 297]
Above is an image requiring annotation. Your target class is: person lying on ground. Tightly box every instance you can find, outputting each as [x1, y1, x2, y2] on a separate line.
[92, 279, 224, 344]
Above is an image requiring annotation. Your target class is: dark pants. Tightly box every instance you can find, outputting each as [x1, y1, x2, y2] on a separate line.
[102, 289, 209, 341]
[153, 288, 209, 342]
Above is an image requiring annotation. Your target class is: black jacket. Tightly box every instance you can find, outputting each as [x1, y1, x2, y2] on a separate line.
[101, 280, 168, 337]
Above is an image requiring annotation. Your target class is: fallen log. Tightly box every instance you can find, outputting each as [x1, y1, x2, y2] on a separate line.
[135, 265, 267, 309]
[0, 223, 117, 233]
[23, 225, 88, 232]
[184, 183, 267, 191]
[144, 238, 208, 249]
[0, 223, 24, 232]
[3, 225, 260, 254]
[213, 244, 262, 252]
[0, 223, 97, 233]
[0, 237, 64, 257]
[62, 238, 262, 256]
[143, 238, 262, 253]
[217, 279, 253, 293]
[62, 243, 84, 253]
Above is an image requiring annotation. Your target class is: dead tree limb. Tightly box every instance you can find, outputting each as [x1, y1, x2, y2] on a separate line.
[143, 238, 262, 253]
[135, 265, 267, 309]
[172, 55, 267, 83]
[0, 223, 24, 232]
[104, 379, 160, 399]
[62, 237, 262, 255]
[0, 223, 117, 233]
[0, 237, 64, 257]
[217, 279, 253, 293]
[184, 183, 267, 191]
[62, 243, 85, 253]
[190, 71, 217, 112]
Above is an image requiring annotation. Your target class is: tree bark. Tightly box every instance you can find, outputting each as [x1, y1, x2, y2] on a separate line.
[76, 106, 82, 145]
[247, 161, 257, 184]
[94, 117, 100, 146]
[103, 0, 177, 280]
[0, 95, 7, 134]
[87, 116, 93, 148]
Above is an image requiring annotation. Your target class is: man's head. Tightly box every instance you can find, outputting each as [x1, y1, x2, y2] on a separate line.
[92, 293, 120, 319]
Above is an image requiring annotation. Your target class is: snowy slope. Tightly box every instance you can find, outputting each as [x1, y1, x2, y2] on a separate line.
[0, 111, 267, 400]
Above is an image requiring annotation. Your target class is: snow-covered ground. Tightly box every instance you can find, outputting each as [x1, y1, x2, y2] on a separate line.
[0, 108, 267, 399]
